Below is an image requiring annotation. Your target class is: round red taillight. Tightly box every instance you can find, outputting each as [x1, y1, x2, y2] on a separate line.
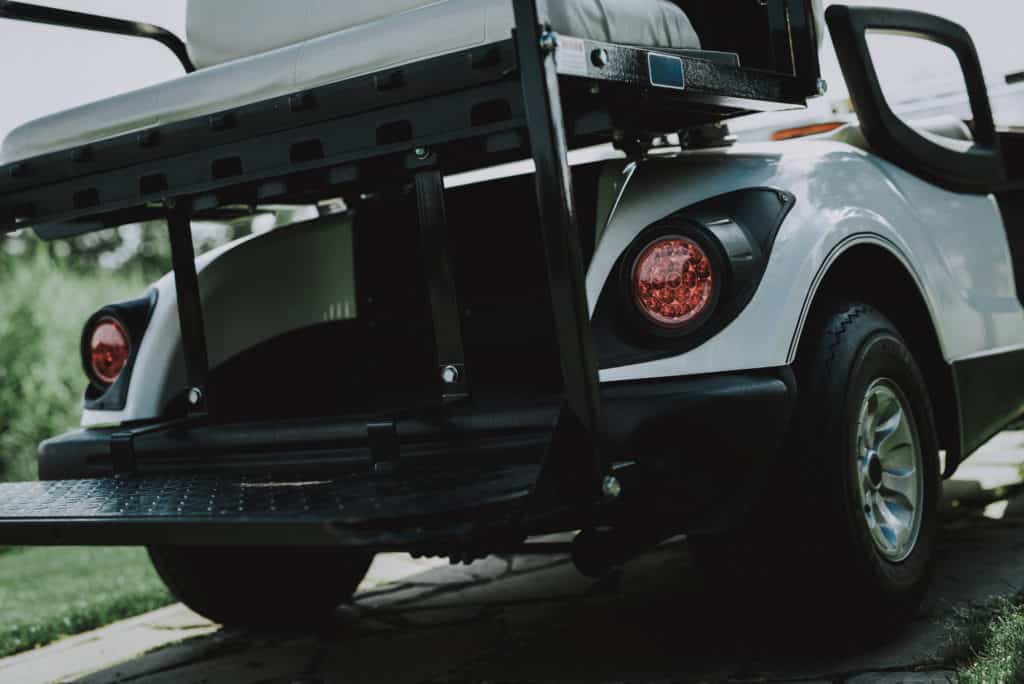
[89, 317, 130, 385]
[632, 236, 716, 329]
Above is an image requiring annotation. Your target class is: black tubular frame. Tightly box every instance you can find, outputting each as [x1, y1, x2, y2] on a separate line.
[0, 0, 822, 544]
[415, 167, 471, 405]
[0, 1, 195, 73]
[514, 0, 607, 505]
[166, 201, 210, 416]
[134, 0, 608, 509]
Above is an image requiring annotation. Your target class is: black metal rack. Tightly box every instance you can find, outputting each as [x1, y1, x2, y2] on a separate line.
[0, 0, 819, 547]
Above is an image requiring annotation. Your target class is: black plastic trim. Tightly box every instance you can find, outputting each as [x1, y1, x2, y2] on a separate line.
[952, 347, 1024, 459]
[996, 190, 1024, 308]
[825, 5, 1006, 193]
[39, 368, 795, 537]
[593, 187, 795, 369]
[81, 289, 158, 412]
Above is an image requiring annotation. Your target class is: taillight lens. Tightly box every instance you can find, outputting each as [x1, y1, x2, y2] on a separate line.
[88, 317, 131, 385]
[632, 236, 716, 329]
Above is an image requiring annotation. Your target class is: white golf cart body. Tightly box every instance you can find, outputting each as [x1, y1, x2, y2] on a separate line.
[0, 0, 1020, 561]
[72, 138, 1024, 436]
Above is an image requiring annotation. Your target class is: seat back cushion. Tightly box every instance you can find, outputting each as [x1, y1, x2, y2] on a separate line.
[187, 0, 700, 69]
[186, 0, 435, 69]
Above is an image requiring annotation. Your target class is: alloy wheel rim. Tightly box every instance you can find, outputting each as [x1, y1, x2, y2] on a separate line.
[855, 378, 924, 563]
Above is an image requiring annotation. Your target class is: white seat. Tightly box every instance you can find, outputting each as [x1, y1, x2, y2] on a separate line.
[0, 0, 700, 165]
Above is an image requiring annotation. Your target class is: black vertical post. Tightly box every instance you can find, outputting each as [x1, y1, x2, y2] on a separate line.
[415, 169, 470, 404]
[513, 0, 607, 504]
[166, 200, 210, 415]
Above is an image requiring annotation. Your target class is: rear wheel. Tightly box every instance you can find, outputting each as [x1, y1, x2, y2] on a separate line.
[691, 302, 940, 634]
[148, 546, 373, 628]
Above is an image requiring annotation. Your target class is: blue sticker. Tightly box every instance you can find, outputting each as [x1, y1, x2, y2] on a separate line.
[648, 53, 686, 90]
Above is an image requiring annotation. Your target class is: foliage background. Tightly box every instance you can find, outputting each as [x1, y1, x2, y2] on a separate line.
[0, 216, 273, 482]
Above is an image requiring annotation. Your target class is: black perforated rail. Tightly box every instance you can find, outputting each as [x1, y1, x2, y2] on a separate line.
[0, 466, 540, 547]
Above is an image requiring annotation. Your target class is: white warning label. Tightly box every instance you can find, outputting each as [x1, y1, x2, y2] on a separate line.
[557, 36, 589, 77]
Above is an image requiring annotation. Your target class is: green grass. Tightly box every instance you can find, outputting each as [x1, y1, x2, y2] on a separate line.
[947, 597, 1024, 683]
[0, 547, 173, 658]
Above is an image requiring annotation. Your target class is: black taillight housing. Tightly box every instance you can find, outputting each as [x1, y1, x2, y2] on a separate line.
[80, 290, 158, 411]
[591, 188, 796, 367]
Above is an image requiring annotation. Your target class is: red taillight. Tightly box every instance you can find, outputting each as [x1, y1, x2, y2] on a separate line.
[632, 237, 716, 329]
[89, 317, 130, 385]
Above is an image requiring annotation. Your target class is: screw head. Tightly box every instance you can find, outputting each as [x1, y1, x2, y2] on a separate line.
[816, 78, 829, 96]
[414, 147, 430, 160]
[539, 32, 558, 54]
[601, 475, 622, 501]
[591, 48, 610, 68]
[441, 365, 461, 385]
[187, 387, 204, 407]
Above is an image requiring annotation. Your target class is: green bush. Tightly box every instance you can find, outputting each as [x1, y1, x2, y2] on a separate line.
[0, 254, 149, 482]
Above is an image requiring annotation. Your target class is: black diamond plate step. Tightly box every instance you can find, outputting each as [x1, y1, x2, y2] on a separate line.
[0, 465, 540, 548]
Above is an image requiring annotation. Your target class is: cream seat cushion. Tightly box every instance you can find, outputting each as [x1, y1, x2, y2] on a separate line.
[187, 0, 701, 69]
[1, 0, 700, 164]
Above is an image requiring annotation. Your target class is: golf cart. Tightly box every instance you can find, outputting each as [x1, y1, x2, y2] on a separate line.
[0, 0, 1021, 632]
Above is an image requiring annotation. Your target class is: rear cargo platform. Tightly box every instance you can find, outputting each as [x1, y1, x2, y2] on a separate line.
[0, 465, 541, 547]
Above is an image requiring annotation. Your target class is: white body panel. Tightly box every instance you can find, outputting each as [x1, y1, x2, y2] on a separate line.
[594, 140, 1024, 382]
[83, 140, 1024, 427]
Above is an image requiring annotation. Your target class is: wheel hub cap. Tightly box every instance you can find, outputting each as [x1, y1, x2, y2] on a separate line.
[856, 378, 924, 563]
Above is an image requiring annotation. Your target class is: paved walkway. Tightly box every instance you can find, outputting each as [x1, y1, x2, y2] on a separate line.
[1, 431, 1022, 684]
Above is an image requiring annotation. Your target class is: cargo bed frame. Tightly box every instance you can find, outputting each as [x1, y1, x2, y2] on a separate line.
[0, 0, 821, 550]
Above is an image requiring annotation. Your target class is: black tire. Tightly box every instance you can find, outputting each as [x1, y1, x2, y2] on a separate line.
[148, 546, 373, 629]
[691, 302, 940, 634]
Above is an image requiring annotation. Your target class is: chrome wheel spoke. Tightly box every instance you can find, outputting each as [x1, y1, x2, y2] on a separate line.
[872, 399, 902, 446]
[878, 497, 911, 548]
[881, 467, 917, 504]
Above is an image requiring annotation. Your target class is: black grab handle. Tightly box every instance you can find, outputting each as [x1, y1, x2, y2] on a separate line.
[826, 5, 1005, 192]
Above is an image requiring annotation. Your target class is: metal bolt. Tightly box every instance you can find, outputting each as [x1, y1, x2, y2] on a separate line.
[187, 387, 204, 407]
[591, 48, 610, 68]
[816, 78, 829, 96]
[601, 475, 622, 501]
[441, 365, 461, 385]
[414, 147, 430, 160]
[539, 31, 558, 54]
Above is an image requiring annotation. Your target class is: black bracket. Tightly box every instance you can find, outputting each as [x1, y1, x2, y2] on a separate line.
[368, 420, 400, 474]
[415, 168, 471, 405]
[166, 200, 211, 416]
[110, 432, 135, 474]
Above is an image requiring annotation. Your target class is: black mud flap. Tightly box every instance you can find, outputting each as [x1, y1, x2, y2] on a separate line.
[0, 465, 540, 548]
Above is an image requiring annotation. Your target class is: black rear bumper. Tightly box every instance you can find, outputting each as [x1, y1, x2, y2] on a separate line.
[23, 368, 795, 546]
